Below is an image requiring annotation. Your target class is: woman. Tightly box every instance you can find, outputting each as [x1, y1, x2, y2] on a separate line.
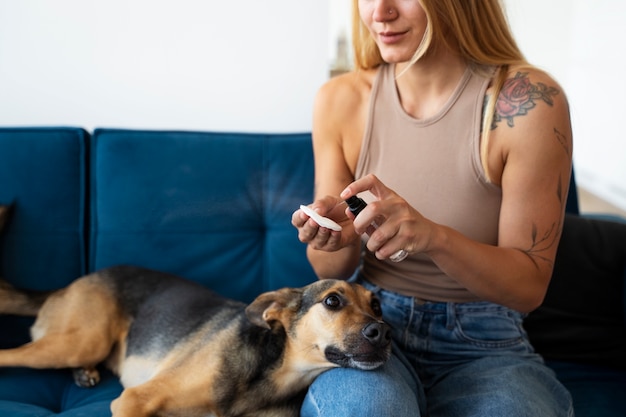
[292, 0, 574, 416]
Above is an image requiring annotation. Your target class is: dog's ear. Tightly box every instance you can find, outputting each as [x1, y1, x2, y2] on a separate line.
[245, 287, 303, 329]
[0, 205, 13, 233]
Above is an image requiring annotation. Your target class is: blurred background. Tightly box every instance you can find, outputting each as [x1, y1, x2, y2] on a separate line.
[1, 0, 624, 215]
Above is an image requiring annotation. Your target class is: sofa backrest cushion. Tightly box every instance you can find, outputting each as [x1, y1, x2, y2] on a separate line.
[525, 214, 626, 369]
[0, 127, 88, 290]
[89, 129, 317, 302]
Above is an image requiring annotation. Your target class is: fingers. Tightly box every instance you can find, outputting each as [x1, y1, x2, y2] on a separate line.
[338, 174, 418, 260]
[294, 213, 343, 251]
[365, 224, 404, 260]
[340, 174, 396, 235]
[291, 196, 336, 230]
[291, 198, 345, 251]
[340, 174, 391, 201]
[293, 176, 422, 259]
[305, 225, 343, 251]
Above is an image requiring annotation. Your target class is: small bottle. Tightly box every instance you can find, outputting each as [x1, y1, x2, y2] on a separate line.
[345, 196, 409, 262]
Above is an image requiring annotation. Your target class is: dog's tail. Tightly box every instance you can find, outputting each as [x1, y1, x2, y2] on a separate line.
[0, 279, 50, 316]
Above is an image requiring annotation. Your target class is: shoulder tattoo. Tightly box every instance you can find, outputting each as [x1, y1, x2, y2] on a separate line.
[488, 72, 560, 130]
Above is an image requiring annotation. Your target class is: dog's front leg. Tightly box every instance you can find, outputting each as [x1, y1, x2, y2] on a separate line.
[111, 379, 216, 417]
[110, 387, 159, 417]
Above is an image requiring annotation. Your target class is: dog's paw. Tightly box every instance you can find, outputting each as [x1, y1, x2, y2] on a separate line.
[72, 367, 101, 388]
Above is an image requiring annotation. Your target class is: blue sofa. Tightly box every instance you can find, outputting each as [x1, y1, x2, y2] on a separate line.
[0, 127, 624, 416]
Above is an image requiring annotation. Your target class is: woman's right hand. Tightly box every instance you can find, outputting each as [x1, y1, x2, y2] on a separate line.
[292, 195, 358, 253]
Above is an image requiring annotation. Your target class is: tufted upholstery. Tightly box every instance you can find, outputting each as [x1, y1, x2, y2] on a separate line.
[0, 127, 317, 415]
[0, 126, 624, 416]
[89, 129, 317, 302]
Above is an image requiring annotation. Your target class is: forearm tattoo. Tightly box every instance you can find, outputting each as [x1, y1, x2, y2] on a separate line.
[522, 127, 571, 268]
[524, 175, 566, 267]
[553, 127, 571, 157]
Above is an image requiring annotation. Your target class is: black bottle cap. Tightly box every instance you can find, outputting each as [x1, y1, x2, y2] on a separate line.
[345, 196, 368, 217]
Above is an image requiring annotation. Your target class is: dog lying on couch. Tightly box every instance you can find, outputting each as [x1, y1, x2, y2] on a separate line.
[0, 205, 391, 417]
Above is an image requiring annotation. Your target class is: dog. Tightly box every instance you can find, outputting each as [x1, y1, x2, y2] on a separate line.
[0, 262, 391, 417]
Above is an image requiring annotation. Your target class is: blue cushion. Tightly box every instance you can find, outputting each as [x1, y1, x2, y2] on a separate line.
[0, 127, 88, 290]
[548, 361, 626, 417]
[0, 127, 89, 348]
[0, 368, 122, 416]
[0, 127, 105, 415]
[89, 129, 317, 302]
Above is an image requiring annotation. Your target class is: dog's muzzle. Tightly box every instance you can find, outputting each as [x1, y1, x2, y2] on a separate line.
[324, 321, 392, 370]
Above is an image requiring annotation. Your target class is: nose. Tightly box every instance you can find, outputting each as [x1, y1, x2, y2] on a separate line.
[372, 1, 396, 22]
[361, 322, 392, 347]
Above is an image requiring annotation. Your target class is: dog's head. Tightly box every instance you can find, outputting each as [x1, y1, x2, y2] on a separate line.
[246, 279, 391, 371]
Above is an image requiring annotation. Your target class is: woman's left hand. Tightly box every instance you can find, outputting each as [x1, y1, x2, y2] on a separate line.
[340, 174, 435, 260]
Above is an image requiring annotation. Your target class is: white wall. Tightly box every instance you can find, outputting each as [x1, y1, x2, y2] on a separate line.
[3, 1, 625, 210]
[328, 0, 352, 70]
[505, 0, 626, 211]
[0, 0, 329, 133]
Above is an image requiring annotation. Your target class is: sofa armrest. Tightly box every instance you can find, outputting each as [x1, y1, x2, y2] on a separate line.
[525, 214, 626, 369]
[0, 127, 89, 290]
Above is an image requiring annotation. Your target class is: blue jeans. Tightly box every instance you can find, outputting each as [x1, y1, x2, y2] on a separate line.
[301, 277, 574, 417]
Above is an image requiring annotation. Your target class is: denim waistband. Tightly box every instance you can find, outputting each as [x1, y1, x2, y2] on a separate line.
[356, 276, 523, 316]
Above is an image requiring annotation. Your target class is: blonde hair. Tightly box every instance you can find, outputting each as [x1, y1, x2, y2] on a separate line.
[351, 0, 531, 181]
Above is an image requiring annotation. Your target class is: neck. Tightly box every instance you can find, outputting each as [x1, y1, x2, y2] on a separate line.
[393, 49, 468, 120]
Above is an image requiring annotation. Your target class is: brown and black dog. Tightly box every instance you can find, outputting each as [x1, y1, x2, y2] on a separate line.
[0, 217, 391, 417]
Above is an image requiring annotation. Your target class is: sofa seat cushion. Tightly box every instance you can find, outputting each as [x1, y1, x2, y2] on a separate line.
[548, 360, 626, 417]
[0, 367, 122, 416]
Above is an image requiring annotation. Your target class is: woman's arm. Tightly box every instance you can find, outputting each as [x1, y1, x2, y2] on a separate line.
[340, 69, 573, 312]
[292, 72, 373, 280]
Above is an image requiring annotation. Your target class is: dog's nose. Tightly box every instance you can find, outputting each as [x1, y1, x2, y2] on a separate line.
[361, 322, 391, 347]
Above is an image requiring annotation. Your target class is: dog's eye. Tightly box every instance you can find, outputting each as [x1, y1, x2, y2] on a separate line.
[371, 298, 382, 317]
[323, 294, 342, 310]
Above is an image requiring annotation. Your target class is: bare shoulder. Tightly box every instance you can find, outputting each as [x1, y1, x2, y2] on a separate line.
[312, 69, 379, 175]
[488, 66, 572, 156]
[314, 69, 377, 125]
[484, 65, 572, 187]
[491, 65, 570, 132]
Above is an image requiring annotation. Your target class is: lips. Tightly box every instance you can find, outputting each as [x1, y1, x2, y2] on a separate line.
[378, 30, 408, 44]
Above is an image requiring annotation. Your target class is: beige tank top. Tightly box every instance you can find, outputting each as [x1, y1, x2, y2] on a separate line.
[355, 63, 502, 302]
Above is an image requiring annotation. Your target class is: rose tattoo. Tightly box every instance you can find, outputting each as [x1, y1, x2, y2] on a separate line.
[489, 72, 559, 129]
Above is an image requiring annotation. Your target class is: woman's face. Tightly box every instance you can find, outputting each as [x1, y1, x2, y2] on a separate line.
[358, 0, 428, 64]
